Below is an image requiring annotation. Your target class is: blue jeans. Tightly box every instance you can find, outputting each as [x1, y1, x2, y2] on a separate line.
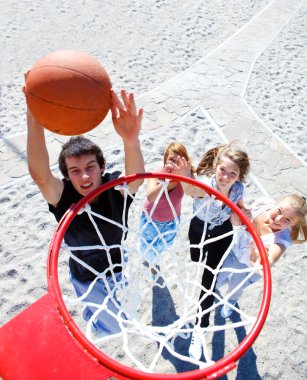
[70, 270, 127, 337]
[139, 213, 178, 264]
[216, 250, 262, 304]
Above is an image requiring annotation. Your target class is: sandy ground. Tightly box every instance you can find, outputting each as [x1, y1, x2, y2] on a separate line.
[1, 1, 306, 379]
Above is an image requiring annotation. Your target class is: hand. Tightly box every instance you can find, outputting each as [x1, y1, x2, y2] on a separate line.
[24, 70, 45, 131]
[162, 164, 174, 173]
[110, 89, 143, 143]
[241, 206, 252, 220]
[249, 241, 261, 266]
[171, 156, 192, 178]
[22, 70, 30, 95]
[230, 212, 242, 226]
[26, 108, 45, 131]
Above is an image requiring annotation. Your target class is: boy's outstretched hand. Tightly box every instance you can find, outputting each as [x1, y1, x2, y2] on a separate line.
[110, 89, 143, 143]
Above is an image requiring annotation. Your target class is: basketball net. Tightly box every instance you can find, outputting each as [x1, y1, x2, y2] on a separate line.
[49, 173, 271, 379]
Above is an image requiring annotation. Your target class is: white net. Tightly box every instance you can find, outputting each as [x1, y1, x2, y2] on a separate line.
[56, 175, 266, 376]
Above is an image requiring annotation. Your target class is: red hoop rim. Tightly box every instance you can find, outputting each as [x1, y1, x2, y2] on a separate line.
[47, 172, 271, 380]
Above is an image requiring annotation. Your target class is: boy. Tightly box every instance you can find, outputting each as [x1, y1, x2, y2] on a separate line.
[27, 89, 144, 335]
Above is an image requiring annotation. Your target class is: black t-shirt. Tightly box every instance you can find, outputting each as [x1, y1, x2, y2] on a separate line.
[49, 172, 133, 281]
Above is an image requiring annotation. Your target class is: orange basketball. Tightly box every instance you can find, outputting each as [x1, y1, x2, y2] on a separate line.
[24, 50, 112, 135]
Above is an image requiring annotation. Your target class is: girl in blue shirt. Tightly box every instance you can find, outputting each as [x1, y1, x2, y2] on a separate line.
[217, 194, 307, 319]
[176, 142, 251, 361]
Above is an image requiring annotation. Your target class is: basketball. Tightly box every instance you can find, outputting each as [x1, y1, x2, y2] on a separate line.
[24, 50, 112, 135]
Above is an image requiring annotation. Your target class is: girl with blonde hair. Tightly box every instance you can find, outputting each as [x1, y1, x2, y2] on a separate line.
[217, 194, 307, 318]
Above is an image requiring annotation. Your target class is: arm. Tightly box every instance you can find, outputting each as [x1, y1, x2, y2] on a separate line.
[146, 165, 178, 203]
[237, 198, 252, 220]
[250, 241, 286, 267]
[27, 111, 64, 206]
[267, 243, 286, 266]
[110, 89, 144, 194]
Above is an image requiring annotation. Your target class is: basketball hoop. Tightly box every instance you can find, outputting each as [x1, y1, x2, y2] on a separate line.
[47, 172, 271, 379]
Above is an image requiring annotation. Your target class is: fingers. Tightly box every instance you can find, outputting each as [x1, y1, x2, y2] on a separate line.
[110, 88, 123, 110]
[164, 164, 174, 173]
[175, 156, 189, 169]
[111, 88, 137, 114]
[110, 101, 118, 121]
[120, 89, 129, 109]
[127, 92, 137, 114]
[230, 212, 242, 226]
[171, 157, 192, 178]
[119, 89, 136, 113]
[22, 71, 30, 94]
[136, 107, 143, 124]
[110, 89, 125, 121]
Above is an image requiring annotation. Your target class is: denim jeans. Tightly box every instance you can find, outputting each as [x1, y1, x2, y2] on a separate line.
[216, 250, 262, 303]
[70, 262, 128, 337]
[139, 213, 178, 264]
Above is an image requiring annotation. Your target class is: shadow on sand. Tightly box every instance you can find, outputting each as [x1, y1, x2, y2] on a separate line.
[211, 302, 261, 380]
[151, 280, 198, 373]
[151, 283, 261, 379]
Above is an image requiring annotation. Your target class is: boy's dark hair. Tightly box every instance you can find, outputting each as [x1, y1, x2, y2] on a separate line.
[58, 136, 105, 177]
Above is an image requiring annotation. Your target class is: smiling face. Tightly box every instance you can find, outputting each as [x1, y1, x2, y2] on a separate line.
[268, 200, 300, 230]
[65, 154, 104, 196]
[214, 157, 240, 195]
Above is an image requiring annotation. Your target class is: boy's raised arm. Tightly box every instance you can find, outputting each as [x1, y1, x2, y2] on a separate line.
[110, 89, 144, 193]
[27, 111, 63, 206]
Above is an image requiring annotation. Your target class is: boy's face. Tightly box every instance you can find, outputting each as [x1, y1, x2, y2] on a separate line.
[65, 154, 104, 196]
